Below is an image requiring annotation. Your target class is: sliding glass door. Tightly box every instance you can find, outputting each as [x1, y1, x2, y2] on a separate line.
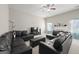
[71, 20, 79, 39]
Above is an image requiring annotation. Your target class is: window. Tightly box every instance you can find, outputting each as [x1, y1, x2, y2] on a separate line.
[47, 23, 53, 34]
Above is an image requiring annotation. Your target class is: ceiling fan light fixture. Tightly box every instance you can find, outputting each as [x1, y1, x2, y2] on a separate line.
[42, 4, 56, 12]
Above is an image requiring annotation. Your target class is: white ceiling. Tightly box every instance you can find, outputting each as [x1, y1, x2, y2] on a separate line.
[9, 4, 79, 18]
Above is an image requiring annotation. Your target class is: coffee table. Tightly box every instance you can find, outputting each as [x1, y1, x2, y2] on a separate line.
[30, 36, 45, 47]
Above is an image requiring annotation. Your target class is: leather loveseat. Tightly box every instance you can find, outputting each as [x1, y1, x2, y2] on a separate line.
[39, 32, 72, 54]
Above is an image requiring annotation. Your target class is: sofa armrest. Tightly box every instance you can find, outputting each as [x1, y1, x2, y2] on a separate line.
[61, 35, 72, 54]
[46, 34, 56, 40]
[22, 34, 34, 41]
[39, 41, 60, 54]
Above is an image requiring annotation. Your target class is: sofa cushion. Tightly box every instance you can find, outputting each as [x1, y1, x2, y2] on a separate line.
[53, 39, 63, 52]
[11, 45, 32, 54]
[11, 37, 32, 54]
[21, 31, 27, 36]
[53, 31, 59, 36]
[59, 36, 66, 44]
[57, 32, 65, 36]
[0, 38, 8, 51]
[15, 31, 22, 37]
[12, 37, 25, 47]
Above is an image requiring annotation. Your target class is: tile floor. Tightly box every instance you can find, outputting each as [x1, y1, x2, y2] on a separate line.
[69, 39, 79, 54]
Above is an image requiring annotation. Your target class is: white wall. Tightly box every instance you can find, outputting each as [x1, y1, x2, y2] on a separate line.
[0, 5, 9, 35]
[45, 8, 79, 32]
[9, 8, 45, 34]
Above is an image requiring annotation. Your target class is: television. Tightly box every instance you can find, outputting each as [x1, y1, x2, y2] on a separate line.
[30, 27, 41, 35]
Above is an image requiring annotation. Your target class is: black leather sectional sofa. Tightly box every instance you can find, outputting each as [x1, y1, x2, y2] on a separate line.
[0, 30, 72, 54]
[0, 31, 33, 54]
[39, 31, 72, 54]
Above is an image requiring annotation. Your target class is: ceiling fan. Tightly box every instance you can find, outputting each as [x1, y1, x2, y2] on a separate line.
[42, 4, 56, 11]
